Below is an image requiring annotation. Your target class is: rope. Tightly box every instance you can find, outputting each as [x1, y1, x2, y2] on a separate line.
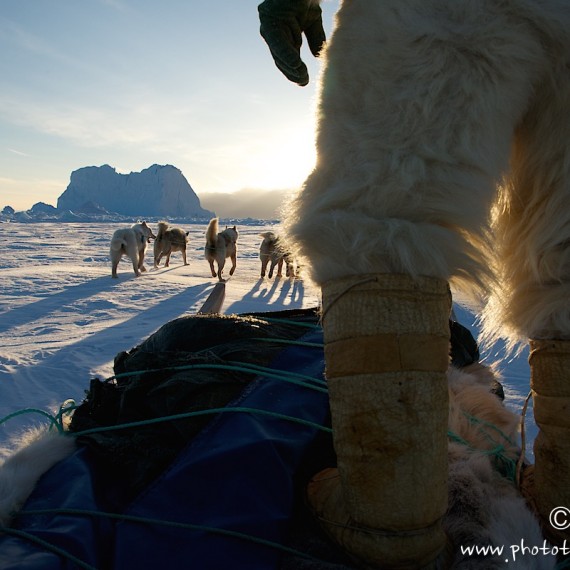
[251, 337, 324, 349]
[73, 407, 333, 438]
[0, 400, 79, 434]
[447, 428, 518, 483]
[515, 390, 533, 488]
[254, 316, 320, 329]
[0, 408, 64, 432]
[0, 405, 333, 439]
[0, 527, 97, 570]
[109, 362, 327, 391]
[461, 411, 519, 448]
[320, 276, 378, 322]
[53, 399, 79, 428]
[224, 361, 326, 386]
[15, 508, 330, 565]
[0, 354, 330, 433]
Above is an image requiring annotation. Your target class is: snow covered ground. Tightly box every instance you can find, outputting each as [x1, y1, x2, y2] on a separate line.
[0, 221, 536, 459]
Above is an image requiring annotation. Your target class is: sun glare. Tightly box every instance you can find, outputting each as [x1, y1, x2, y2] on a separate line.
[249, 128, 317, 190]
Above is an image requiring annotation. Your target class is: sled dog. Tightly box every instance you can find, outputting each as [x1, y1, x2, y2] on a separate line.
[204, 218, 238, 281]
[153, 222, 189, 268]
[259, 232, 297, 278]
[110, 221, 155, 278]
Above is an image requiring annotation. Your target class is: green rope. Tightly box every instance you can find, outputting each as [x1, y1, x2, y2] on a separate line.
[0, 408, 63, 432]
[0, 359, 329, 432]
[52, 399, 79, 431]
[457, 410, 520, 482]
[447, 429, 518, 483]
[254, 316, 320, 329]
[447, 430, 470, 448]
[462, 411, 518, 448]
[73, 407, 333, 437]
[251, 337, 324, 349]
[110, 362, 327, 391]
[224, 360, 326, 386]
[0, 406, 333, 440]
[17, 508, 329, 565]
[0, 527, 96, 570]
[0, 401, 80, 435]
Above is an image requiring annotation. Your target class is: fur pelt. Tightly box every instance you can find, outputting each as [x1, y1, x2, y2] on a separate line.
[284, 0, 570, 348]
[0, 428, 76, 527]
[204, 218, 238, 282]
[445, 365, 554, 568]
[153, 221, 189, 268]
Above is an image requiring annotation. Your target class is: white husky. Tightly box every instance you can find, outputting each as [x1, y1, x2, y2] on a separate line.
[110, 221, 155, 278]
[204, 218, 238, 282]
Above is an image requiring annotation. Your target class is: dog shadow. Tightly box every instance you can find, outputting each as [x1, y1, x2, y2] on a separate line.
[224, 276, 306, 314]
[150, 264, 189, 275]
[0, 275, 123, 335]
[0, 282, 213, 435]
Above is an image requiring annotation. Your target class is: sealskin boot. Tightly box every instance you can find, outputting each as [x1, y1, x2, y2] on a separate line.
[309, 274, 452, 569]
[524, 339, 570, 545]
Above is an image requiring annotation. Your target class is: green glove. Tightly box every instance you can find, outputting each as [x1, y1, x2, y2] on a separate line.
[258, 0, 326, 86]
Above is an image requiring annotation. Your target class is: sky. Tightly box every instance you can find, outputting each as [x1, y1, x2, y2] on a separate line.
[0, 0, 340, 212]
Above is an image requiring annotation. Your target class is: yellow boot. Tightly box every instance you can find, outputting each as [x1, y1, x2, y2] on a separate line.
[526, 339, 570, 545]
[308, 274, 452, 569]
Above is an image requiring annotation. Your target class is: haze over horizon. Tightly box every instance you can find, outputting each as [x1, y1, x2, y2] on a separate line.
[1, 0, 340, 213]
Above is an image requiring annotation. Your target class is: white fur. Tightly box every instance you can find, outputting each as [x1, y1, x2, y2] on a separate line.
[284, 0, 570, 348]
[0, 428, 76, 527]
[153, 221, 189, 268]
[481, 62, 570, 349]
[110, 221, 156, 278]
[445, 365, 554, 568]
[204, 218, 239, 282]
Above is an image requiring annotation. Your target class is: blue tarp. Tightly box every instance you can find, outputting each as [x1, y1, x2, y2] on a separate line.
[0, 329, 329, 570]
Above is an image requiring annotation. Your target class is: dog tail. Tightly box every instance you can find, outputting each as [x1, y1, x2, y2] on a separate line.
[156, 222, 169, 239]
[110, 232, 127, 252]
[205, 218, 219, 248]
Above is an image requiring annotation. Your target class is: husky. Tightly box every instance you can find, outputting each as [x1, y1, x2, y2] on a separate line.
[110, 221, 155, 278]
[204, 218, 238, 282]
[153, 222, 189, 268]
[259, 231, 297, 279]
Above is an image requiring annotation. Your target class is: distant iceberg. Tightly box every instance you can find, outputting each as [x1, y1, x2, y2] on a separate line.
[57, 164, 214, 219]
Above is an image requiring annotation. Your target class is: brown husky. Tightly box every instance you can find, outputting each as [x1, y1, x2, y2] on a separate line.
[153, 222, 189, 268]
[204, 218, 238, 281]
